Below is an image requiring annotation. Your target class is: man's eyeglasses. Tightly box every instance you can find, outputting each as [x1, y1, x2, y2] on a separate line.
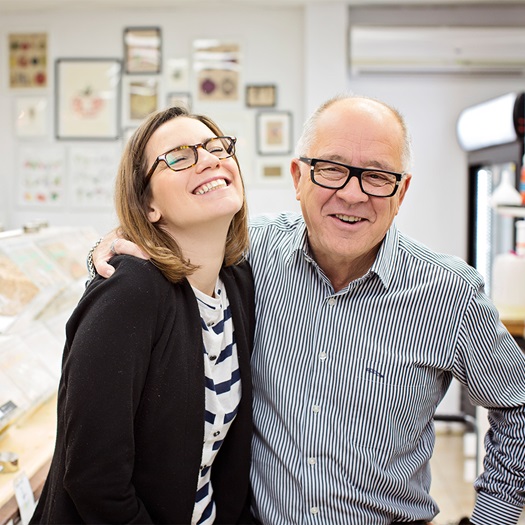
[299, 157, 404, 198]
[143, 136, 237, 190]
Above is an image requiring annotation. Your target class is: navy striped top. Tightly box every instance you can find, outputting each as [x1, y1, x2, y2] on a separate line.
[191, 280, 241, 525]
[248, 212, 525, 525]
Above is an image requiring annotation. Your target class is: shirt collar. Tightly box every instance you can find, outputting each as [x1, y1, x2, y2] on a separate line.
[288, 217, 399, 289]
[287, 218, 311, 262]
[370, 223, 399, 289]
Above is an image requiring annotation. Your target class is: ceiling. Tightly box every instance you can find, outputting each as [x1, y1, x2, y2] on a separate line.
[1, 0, 525, 13]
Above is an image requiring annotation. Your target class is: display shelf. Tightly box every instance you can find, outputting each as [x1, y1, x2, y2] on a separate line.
[495, 205, 525, 218]
[0, 395, 57, 525]
[0, 225, 99, 524]
[502, 318, 525, 339]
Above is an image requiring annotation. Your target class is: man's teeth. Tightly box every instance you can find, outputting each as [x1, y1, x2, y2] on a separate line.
[335, 214, 363, 223]
[194, 179, 227, 195]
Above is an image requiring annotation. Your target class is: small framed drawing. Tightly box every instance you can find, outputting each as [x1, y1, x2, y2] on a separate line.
[166, 92, 191, 111]
[256, 111, 292, 155]
[123, 76, 159, 126]
[124, 27, 162, 74]
[15, 96, 48, 138]
[55, 58, 121, 140]
[9, 32, 48, 89]
[246, 84, 276, 108]
[256, 157, 291, 186]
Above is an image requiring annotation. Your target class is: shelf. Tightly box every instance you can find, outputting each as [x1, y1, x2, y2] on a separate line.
[495, 205, 525, 218]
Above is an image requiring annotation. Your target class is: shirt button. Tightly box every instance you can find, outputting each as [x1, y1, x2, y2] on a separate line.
[310, 507, 319, 515]
[213, 431, 220, 437]
[319, 351, 327, 360]
[308, 457, 316, 465]
[312, 405, 320, 413]
[327, 297, 336, 306]
[209, 355, 217, 361]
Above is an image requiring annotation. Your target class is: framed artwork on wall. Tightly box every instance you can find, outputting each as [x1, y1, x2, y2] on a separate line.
[17, 145, 66, 206]
[124, 27, 162, 74]
[55, 58, 121, 140]
[122, 76, 159, 126]
[246, 84, 277, 108]
[256, 111, 292, 155]
[166, 92, 191, 111]
[193, 40, 241, 102]
[9, 32, 48, 89]
[14, 96, 48, 138]
[255, 157, 291, 186]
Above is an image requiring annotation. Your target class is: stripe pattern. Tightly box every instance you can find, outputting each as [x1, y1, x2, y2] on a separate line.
[248, 212, 525, 525]
[191, 280, 241, 525]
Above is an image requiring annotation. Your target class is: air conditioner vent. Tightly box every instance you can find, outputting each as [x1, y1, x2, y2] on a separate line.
[350, 26, 525, 75]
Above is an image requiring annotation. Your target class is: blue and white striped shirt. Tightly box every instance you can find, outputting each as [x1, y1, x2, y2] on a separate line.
[248, 212, 525, 525]
[191, 280, 241, 525]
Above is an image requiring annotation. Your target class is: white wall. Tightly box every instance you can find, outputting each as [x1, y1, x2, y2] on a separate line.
[0, 5, 305, 235]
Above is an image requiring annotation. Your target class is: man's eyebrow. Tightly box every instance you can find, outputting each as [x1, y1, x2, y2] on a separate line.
[319, 155, 390, 170]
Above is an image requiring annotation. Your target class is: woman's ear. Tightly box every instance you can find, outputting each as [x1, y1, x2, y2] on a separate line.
[147, 205, 162, 224]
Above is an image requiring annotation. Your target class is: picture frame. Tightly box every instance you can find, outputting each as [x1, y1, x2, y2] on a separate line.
[14, 96, 48, 138]
[166, 92, 191, 111]
[124, 27, 162, 74]
[256, 111, 292, 155]
[255, 157, 291, 186]
[55, 58, 121, 140]
[18, 145, 66, 206]
[246, 84, 277, 108]
[9, 32, 48, 89]
[122, 76, 159, 126]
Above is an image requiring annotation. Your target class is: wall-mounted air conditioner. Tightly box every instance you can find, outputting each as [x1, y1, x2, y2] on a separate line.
[350, 26, 525, 75]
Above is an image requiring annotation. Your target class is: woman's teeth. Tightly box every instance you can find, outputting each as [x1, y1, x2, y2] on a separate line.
[194, 179, 227, 195]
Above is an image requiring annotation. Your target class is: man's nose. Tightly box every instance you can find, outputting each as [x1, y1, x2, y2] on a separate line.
[336, 174, 369, 201]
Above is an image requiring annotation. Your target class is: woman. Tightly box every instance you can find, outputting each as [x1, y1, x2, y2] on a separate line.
[30, 107, 254, 524]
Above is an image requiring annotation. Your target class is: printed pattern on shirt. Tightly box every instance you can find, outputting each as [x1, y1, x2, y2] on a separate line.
[191, 281, 241, 525]
[247, 212, 525, 525]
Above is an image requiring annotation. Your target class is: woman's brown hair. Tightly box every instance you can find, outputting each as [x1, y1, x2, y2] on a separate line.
[114, 106, 249, 283]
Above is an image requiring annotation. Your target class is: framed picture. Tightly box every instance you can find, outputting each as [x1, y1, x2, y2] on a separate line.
[166, 92, 191, 111]
[18, 145, 66, 206]
[122, 76, 159, 126]
[55, 58, 121, 140]
[165, 58, 189, 92]
[68, 145, 120, 208]
[9, 32, 48, 89]
[246, 84, 277, 108]
[255, 157, 291, 186]
[194, 40, 241, 102]
[14, 96, 48, 138]
[256, 111, 292, 155]
[124, 27, 161, 74]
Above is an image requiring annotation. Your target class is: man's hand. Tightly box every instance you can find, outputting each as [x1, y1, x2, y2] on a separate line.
[93, 229, 149, 278]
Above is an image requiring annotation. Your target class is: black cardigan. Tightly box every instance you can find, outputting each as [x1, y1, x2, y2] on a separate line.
[30, 255, 255, 524]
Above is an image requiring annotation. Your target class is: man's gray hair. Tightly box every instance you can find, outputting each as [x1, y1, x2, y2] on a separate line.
[295, 93, 414, 173]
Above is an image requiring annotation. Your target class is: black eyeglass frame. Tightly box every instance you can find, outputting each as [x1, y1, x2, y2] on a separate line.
[299, 156, 405, 198]
[143, 136, 237, 191]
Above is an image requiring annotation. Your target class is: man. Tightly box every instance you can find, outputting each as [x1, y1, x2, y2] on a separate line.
[91, 95, 525, 524]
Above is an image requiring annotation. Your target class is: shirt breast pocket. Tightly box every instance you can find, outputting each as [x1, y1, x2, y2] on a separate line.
[347, 364, 439, 451]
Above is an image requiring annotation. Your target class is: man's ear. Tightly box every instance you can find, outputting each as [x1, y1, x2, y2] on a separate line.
[290, 159, 302, 201]
[393, 173, 412, 216]
[398, 173, 412, 205]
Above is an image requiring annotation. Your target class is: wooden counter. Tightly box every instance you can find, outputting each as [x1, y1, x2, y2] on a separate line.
[0, 395, 57, 525]
[502, 318, 525, 339]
